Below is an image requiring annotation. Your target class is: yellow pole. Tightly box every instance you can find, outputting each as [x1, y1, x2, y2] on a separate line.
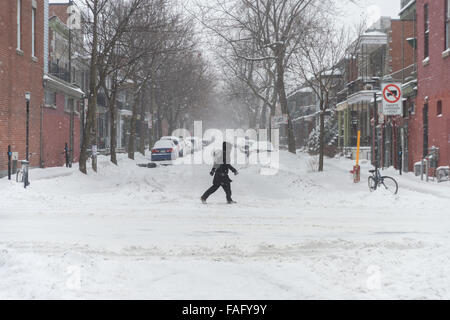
[356, 130, 361, 166]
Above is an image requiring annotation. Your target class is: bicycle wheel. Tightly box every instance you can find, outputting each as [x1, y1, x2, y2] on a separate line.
[368, 176, 377, 192]
[16, 169, 23, 183]
[380, 176, 398, 195]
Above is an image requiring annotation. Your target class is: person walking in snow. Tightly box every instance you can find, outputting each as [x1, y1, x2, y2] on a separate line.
[201, 141, 238, 204]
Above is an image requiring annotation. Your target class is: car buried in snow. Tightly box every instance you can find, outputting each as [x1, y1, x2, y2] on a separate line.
[151, 140, 179, 163]
[160, 136, 183, 157]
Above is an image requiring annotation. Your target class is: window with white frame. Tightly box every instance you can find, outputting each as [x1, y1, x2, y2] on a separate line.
[410, 101, 416, 115]
[17, 0, 21, 50]
[32, 7, 36, 57]
[65, 96, 74, 113]
[45, 90, 56, 107]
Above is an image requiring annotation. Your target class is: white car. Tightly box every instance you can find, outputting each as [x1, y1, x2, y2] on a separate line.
[151, 140, 178, 162]
[160, 136, 182, 156]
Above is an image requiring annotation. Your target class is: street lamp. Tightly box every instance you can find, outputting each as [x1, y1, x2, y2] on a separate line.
[25, 92, 31, 162]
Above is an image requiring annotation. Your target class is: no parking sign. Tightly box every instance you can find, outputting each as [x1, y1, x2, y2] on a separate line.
[382, 83, 402, 116]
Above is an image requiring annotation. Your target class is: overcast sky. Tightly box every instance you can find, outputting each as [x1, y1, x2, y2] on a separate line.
[50, 0, 401, 21]
[343, 0, 400, 26]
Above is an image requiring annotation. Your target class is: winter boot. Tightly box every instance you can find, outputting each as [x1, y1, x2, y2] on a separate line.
[227, 199, 236, 204]
[201, 197, 207, 204]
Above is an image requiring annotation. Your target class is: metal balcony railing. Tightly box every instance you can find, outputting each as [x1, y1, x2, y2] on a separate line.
[49, 63, 70, 83]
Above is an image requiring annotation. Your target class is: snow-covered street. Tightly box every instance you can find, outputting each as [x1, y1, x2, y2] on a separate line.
[1, 151, 450, 299]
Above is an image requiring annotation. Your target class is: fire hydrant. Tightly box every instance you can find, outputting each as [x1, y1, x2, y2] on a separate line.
[351, 165, 361, 183]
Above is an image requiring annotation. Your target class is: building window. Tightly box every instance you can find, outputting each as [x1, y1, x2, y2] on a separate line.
[32, 7, 36, 57]
[424, 4, 430, 58]
[45, 90, 56, 107]
[410, 101, 416, 115]
[437, 100, 443, 116]
[446, 0, 450, 50]
[17, 0, 21, 50]
[65, 97, 74, 113]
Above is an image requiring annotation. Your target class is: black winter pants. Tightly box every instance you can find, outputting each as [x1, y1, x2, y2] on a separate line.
[202, 182, 232, 202]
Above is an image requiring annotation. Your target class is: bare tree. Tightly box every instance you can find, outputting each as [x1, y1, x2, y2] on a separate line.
[78, 0, 146, 173]
[196, 0, 322, 153]
[292, 12, 366, 171]
[218, 44, 277, 135]
[126, 11, 203, 159]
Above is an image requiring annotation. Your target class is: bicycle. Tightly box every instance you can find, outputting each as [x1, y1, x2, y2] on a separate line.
[16, 153, 34, 188]
[368, 168, 398, 195]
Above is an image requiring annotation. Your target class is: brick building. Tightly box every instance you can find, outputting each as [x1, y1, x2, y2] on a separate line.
[0, 0, 87, 177]
[336, 16, 416, 167]
[0, 0, 45, 177]
[42, 2, 84, 168]
[408, 0, 450, 170]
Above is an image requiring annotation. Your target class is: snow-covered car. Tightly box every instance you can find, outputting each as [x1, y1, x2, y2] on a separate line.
[249, 141, 274, 153]
[151, 140, 178, 162]
[160, 136, 182, 156]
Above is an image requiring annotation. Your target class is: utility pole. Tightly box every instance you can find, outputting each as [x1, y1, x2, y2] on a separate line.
[373, 92, 379, 170]
[25, 92, 31, 188]
[81, 93, 85, 151]
[68, 0, 74, 166]
[25, 92, 31, 162]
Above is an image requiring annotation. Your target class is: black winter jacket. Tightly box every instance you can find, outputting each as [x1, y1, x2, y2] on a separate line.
[211, 164, 237, 185]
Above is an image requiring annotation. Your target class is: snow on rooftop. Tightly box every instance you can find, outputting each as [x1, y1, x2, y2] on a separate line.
[363, 31, 387, 37]
[399, 0, 416, 15]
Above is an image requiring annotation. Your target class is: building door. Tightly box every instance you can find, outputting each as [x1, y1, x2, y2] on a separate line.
[423, 104, 429, 158]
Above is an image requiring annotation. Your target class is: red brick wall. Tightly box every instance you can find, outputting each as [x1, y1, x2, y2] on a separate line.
[0, 0, 44, 174]
[44, 3, 82, 168]
[389, 20, 415, 74]
[410, 0, 450, 169]
[49, 4, 69, 23]
[42, 97, 80, 168]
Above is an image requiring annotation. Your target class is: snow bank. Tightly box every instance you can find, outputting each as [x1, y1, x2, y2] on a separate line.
[1, 150, 450, 299]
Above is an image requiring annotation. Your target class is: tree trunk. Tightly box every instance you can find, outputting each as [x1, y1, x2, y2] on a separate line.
[128, 97, 138, 160]
[79, 0, 98, 174]
[149, 85, 156, 151]
[268, 104, 275, 143]
[275, 56, 295, 154]
[109, 91, 118, 165]
[92, 114, 98, 172]
[260, 103, 267, 129]
[157, 104, 162, 139]
[139, 91, 146, 156]
[318, 106, 325, 172]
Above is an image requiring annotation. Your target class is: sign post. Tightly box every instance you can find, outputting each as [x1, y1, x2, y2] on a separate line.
[382, 83, 403, 116]
[7, 145, 12, 180]
[352, 130, 361, 183]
